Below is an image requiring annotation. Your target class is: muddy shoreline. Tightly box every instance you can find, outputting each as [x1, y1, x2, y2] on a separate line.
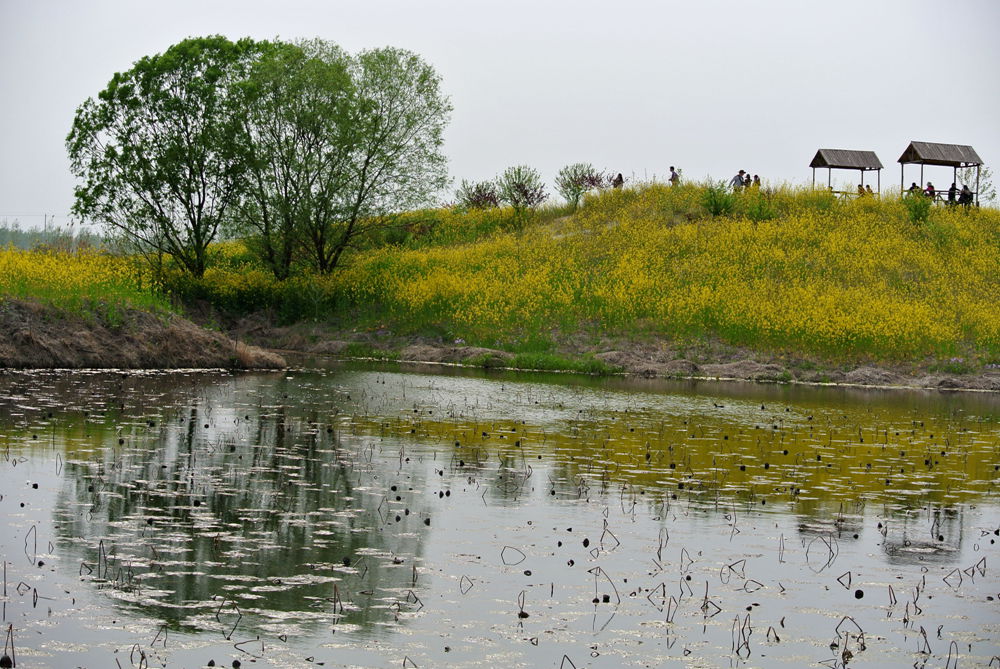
[3, 298, 998, 392]
[234, 318, 1000, 392]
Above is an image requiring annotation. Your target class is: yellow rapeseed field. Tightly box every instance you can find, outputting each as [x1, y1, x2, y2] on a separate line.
[0, 246, 167, 312]
[5, 184, 998, 361]
[334, 185, 1000, 358]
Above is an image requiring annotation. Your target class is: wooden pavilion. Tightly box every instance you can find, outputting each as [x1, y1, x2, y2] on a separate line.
[810, 149, 883, 193]
[898, 141, 982, 204]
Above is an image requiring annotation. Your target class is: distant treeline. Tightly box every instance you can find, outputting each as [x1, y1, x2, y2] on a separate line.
[0, 220, 104, 251]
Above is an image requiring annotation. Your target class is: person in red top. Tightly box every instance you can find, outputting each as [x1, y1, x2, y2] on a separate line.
[924, 182, 936, 199]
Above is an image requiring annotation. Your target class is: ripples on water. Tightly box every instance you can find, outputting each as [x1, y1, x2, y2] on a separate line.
[0, 363, 998, 667]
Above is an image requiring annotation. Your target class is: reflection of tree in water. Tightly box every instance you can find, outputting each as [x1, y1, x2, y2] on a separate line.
[880, 506, 964, 566]
[0, 370, 233, 425]
[53, 401, 431, 635]
[795, 498, 865, 538]
[789, 501, 966, 568]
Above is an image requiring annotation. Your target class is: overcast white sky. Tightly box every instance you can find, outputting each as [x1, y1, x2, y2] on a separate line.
[2, 0, 998, 229]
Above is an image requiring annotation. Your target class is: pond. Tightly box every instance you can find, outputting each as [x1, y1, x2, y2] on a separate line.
[1, 361, 998, 668]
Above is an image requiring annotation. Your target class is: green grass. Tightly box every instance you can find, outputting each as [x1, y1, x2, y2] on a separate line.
[929, 358, 976, 375]
[338, 342, 400, 360]
[462, 350, 620, 375]
[509, 352, 621, 375]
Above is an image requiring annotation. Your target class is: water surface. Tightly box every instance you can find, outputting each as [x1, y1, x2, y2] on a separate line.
[1, 363, 998, 667]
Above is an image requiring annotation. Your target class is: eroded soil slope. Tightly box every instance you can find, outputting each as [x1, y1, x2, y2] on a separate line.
[0, 299, 284, 369]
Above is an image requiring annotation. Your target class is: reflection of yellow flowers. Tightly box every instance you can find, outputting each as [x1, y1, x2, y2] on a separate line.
[0, 246, 166, 311]
[347, 406, 997, 508]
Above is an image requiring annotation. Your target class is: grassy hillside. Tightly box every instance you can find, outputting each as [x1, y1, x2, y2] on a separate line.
[180, 184, 999, 363]
[5, 183, 999, 367]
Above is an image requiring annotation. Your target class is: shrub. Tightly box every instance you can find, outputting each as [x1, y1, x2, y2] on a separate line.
[327, 183, 1000, 360]
[498, 166, 548, 213]
[743, 189, 777, 222]
[902, 192, 932, 224]
[798, 188, 838, 213]
[0, 247, 168, 315]
[456, 179, 500, 209]
[555, 163, 609, 210]
[702, 181, 737, 217]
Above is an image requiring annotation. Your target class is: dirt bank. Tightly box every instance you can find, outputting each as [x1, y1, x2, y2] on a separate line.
[231, 317, 1000, 392]
[0, 299, 284, 370]
[7, 299, 995, 391]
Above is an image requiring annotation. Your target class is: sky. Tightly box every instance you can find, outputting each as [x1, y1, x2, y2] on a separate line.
[1, 0, 998, 230]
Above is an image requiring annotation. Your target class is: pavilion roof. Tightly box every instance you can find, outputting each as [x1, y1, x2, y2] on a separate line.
[897, 141, 982, 167]
[809, 149, 883, 171]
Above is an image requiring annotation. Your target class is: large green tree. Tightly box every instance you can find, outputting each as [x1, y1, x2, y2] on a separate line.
[231, 39, 355, 279]
[69, 37, 451, 279]
[67, 36, 272, 277]
[305, 46, 451, 273]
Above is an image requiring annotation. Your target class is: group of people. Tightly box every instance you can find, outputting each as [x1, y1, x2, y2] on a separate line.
[907, 181, 975, 206]
[615, 167, 974, 205]
[728, 169, 762, 190]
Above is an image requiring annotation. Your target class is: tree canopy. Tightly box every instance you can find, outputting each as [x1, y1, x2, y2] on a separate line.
[231, 39, 355, 279]
[67, 36, 451, 278]
[305, 45, 451, 273]
[67, 36, 272, 277]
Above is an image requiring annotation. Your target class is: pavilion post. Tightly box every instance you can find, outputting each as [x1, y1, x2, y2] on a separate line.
[877, 170, 881, 194]
[812, 167, 815, 189]
[976, 164, 981, 205]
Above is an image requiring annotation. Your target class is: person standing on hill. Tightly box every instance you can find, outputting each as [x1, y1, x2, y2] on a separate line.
[612, 173, 624, 189]
[669, 166, 680, 186]
[729, 170, 746, 190]
[752, 175, 761, 188]
[947, 182, 958, 205]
